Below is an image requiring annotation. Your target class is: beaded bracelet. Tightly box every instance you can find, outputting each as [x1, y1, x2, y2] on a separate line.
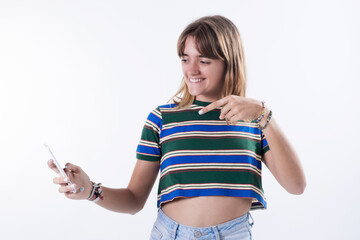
[259, 110, 272, 130]
[256, 101, 266, 123]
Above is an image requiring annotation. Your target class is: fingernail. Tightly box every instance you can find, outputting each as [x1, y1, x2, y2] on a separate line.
[64, 177, 68, 182]
[80, 187, 84, 192]
[71, 184, 75, 189]
[198, 110, 203, 115]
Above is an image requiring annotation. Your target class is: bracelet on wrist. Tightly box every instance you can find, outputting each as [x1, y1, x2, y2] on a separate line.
[255, 101, 266, 123]
[87, 181, 104, 202]
[259, 110, 272, 130]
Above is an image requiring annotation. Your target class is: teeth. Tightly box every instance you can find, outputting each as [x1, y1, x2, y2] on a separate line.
[190, 78, 204, 83]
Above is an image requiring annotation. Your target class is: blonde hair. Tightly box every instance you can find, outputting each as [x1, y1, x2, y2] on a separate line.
[168, 15, 247, 109]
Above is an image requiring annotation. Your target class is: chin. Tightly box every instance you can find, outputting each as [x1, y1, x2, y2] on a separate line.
[187, 89, 200, 97]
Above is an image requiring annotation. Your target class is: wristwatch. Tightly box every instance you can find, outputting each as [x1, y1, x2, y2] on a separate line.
[87, 181, 103, 202]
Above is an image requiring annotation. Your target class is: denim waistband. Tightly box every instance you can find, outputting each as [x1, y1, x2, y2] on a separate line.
[156, 208, 253, 233]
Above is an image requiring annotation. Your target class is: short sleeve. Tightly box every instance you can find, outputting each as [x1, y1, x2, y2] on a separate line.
[136, 107, 162, 161]
[261, 132, 270, 157]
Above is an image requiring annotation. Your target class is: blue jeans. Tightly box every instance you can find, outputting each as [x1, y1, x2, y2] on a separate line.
[150, 208, 254, 240]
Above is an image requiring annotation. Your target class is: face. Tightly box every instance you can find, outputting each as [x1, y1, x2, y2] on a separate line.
[181, 36, 225, 102]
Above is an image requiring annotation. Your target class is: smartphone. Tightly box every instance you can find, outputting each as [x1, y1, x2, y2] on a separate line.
[44, 144, 76, 193]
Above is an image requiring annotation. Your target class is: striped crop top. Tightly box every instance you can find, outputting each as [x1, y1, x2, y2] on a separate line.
[136, 99, 270, 210]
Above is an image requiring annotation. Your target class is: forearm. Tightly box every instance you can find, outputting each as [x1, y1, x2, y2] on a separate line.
[93, 186, 141, 215]
[261, 109, 306, 194]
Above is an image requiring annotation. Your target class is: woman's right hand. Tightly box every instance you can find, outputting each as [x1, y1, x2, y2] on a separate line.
[47, 159, 93, 200]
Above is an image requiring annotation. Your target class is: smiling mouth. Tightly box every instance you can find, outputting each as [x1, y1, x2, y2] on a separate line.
[189, 78, 205, 83]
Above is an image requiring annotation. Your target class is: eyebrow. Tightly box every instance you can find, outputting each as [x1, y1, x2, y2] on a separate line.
[181, 53, 208, 58]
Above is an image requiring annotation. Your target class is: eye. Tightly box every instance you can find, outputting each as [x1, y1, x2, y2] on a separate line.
[200, 61, 210, 64]
[181, 58, 188, 63]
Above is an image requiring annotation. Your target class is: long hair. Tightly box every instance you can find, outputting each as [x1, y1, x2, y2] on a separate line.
[168, 15, 247, 109]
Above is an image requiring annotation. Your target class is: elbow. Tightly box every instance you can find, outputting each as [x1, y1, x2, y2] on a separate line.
[287, 181, 307, 195]
[129, 207, 142, 215]
[128, 203, 144, 215]
[129, 201, 145, 215]
[126, 189, 145, 215]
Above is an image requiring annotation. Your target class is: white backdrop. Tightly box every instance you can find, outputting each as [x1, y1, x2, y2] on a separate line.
[1, 0, 359, 239]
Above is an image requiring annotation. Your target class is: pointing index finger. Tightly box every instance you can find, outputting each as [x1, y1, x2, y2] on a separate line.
[198, 98, 228, 115]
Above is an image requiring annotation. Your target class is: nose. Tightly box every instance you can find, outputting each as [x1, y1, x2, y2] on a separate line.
[187, 61, 200, 76]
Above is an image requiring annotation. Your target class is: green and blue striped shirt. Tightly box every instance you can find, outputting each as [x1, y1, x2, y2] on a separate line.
[136, 99, 270, 210]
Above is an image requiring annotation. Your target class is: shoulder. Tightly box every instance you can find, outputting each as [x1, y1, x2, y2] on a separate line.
[146, 103, 178, 119]
[158, 103, 178, 110]
[154, 103, 179, 114]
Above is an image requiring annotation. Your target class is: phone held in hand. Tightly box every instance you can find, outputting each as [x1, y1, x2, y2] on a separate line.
[44, 144, 76, 193]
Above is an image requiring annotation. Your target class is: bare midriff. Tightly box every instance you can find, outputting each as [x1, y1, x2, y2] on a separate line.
[160, 196, 253, 227]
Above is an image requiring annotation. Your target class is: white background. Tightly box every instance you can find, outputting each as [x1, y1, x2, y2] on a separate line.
[1, 0, 359, 239]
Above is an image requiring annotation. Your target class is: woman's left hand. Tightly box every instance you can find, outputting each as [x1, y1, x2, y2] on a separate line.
[199, 95, 262, 123]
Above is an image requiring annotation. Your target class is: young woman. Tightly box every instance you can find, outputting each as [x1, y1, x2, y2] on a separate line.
[48, 15, 306, 240]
